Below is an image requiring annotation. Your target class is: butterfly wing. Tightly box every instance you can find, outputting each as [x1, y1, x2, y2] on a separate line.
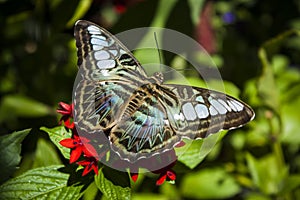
[73, 20, 255, 163]
[73, 20, 149, 133]
[108, 83, 181, 161]
[107, 83, 254, 161]
[161, 84, 255, 139]
[74, 20, 147, 77]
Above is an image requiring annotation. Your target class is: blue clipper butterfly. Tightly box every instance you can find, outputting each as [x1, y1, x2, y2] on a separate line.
[73, 20, 255, 162]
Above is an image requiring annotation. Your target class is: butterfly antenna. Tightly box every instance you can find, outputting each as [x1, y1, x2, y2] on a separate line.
[153, 32, 178, 75]
[154, 32, 163, 72]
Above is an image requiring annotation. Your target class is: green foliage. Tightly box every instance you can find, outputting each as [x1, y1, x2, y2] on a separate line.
[246, 153, 288, 195]
[0, 129, 30, 183]
[32, 138, 62, 168]
[0, 165, 83, 200]
[180, 167, 241, 199]
[40, 126, 72, 159]
[176, 133, 223, 169]
[0, 95, 54, 123]
[1, 0, 300, 199]
[94, 168, 131, 200]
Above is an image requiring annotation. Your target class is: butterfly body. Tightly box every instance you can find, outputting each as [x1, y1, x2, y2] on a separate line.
[73, 20, 255, 162]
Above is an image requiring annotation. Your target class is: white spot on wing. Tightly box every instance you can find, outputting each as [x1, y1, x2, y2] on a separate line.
[174, 113, 185, 121]
[101, 69, 110, 76]
[227, 100, 238, 111]
[120, 49, 127, 54]
[182, 103, 197, 121]
[209, 106, 218, 115]
[210, 99, 227, 114]
[109, 50, 118, 56]
[89, 31, 101, 35]
[97, 59, 115, 69]
[91, 38, 109, 47]
[87, 25, 99, 32]
[93, 45, 103, 51]
[195, 96, 204, 103]
[218, 99, 232, 112]
[231, 100, 244, 111]
[94, 50, 110, 60]
[195, 104, 209, 119]
[91, 35, 106, 40]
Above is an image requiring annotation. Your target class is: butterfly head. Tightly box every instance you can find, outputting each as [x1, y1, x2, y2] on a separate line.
[150, 72, 164, 84]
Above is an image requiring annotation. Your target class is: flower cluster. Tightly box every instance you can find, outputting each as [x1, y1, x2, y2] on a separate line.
[57, 102, 99, 176]
[57, 102, 177, 185]
[57, 102, 74, 129]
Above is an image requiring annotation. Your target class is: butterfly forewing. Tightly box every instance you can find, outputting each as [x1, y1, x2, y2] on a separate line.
[73, 20, 255, 162]
[74, 20, 147, 77]
[74, 20, 148, 131]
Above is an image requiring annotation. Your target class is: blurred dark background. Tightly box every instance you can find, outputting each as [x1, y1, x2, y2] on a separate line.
[1, 0, 300, 199]
[0, 0, 299, 133]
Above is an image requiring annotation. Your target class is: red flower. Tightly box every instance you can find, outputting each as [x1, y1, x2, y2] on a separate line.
[114, 4, 127, 13]
[57, 102, 74, 129]
[77, 157, 99, 176]
[153, 159, 177, 185]
[113, 0, 144, 14]
[60, 135, 98, 163]
[130, 173, 139, 182]
[156, 169, 176, 185]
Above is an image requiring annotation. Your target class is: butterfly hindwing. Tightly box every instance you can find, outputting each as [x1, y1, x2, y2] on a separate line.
[161, 84, 254, 139]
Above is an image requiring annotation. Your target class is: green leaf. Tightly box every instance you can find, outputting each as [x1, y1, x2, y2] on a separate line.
[245, 193, 271, 200]
[149, 0, 178, 28]
[245, 115, 269, 147]
[281, 96, 300, 145]
[82, 182, 98, 200]
[176, 132, 221, 169]
[246, 153, 288, 195]
[180, 167, 241, 199]
[271, 55, 289, 75]
[244, 79, 261, 107]
[0, 165, 83, 200]
[33, 138, 62, 168]
[168, 77, 240, 98]
[257, 30, 300, 111]
[0, 95, 54, 122]
[94, 168, 131, 200]
[280, 174, 300, 195]
[257, 48, 279, 111]
[0, 129, 31, 183]
[132, 194, 168, 200]
[67, 0, 93, 27]
[40, 126, 72, 159]
[159, 182, 180, 200]
[187, 0, 205, 25]
[277, 68, 300, 102]
[133, 0, 177, 66]
[206, 79, 241, 97]
[176, 139, 203, 169]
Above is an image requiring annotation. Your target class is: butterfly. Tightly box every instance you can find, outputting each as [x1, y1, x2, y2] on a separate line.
[73, 20, 255, 162]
